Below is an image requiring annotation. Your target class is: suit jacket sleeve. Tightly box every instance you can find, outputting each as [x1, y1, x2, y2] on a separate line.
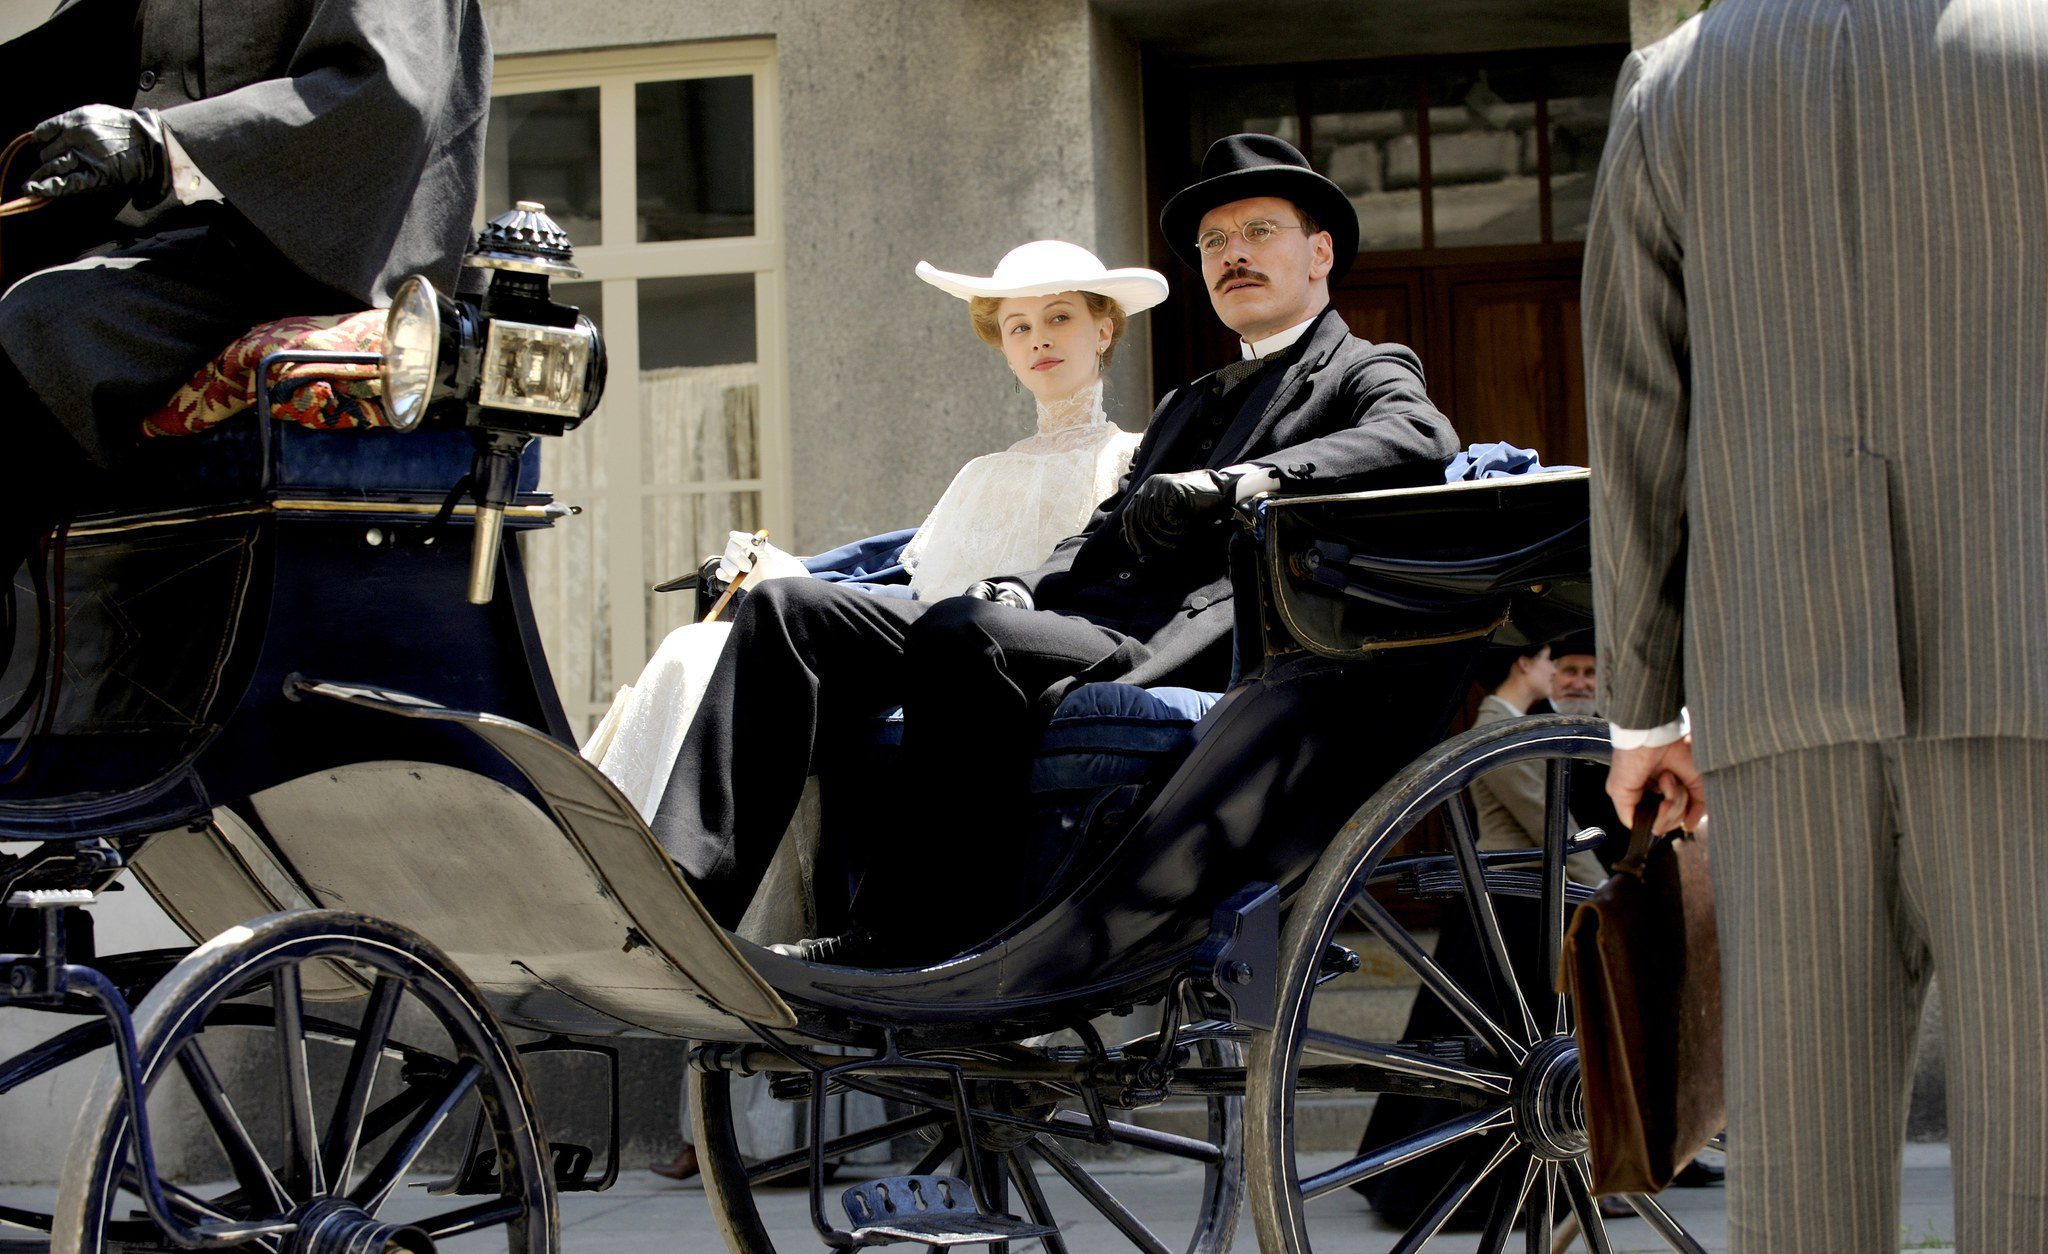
[157, 0, 490, 304]
[1584, 45, 1691, 731]
[1244, 342, 1457, 492]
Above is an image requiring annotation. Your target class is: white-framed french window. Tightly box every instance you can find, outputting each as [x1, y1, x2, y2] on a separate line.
[485, 40, 788, 737]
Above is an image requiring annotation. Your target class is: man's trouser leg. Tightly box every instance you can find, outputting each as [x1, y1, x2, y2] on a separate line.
[852, 597, 1138, 956]
[1892, 739, 2048, 1251]
[648, 577, 927, 927]
[0, 220, 334, 465]
[1706, 738, 2048, 1253]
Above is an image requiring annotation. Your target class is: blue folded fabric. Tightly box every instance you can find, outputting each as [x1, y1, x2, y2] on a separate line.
[804, 527, 916, 585]
[1445, 441, 1583, 482]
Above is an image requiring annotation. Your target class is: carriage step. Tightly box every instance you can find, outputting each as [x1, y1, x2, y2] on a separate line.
[840, 1175, 1057, 1247]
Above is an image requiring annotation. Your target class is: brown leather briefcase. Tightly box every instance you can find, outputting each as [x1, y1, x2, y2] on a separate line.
[1558, 804, 1723, 1195]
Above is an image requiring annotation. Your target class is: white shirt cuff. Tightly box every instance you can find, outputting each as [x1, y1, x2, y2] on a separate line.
[162, 128, 224, 206]
[1225, 464, 1281, 502]
[1610, 709, 1688, 750]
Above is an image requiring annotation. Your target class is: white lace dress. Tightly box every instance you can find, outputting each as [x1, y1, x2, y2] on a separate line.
[584, 380, 1138, 831]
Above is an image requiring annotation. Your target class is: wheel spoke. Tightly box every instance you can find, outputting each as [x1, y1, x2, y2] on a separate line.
[1045, 1111, 1225, 1164]
[1541, 758, 1574, 1035]
[1027, 1136, 1173, 1254]
[1621, 1189, 1708, 1253]
[322, 973, 404, 1190]
[1445, 789, 1541, 1044]
[176, 1041, 290, 1212]
[118, 1167, 288, 1251]
[1477, 1153, 1540, 1254]
[1351, 895, 1527, 1063]
[1524, 1162, 1556, 1254]
[1390, 1136, 1519, 1254]
[1299, 1107, 1512, 1201]
[1561, 1157, 1614, 1254]
[419, 1197, 525, 1239]
[748, 1109, 949, 1185]
[1006, 1155, 1069, 1254]
[1301, 1029, 1512, 1097]
[272, 964, 324, 1199]
[348, 1061, 482, 1212]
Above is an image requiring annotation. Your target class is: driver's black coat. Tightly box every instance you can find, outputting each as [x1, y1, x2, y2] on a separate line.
[0, 0, 488, 460]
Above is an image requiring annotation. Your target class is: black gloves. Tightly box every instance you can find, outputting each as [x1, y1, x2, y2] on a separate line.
[961, 580, 1030, 609]
[1120, 468, 1242, 555]
[25, 106, 171, 204]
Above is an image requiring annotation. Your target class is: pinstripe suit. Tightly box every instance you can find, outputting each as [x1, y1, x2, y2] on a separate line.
[1585, 2, 2048, 1248]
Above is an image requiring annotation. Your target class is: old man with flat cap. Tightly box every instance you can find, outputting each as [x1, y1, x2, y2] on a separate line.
[651, 134, 1459, 965]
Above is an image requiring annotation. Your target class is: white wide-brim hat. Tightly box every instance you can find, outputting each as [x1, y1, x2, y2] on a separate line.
[915, 240, 1169, 315]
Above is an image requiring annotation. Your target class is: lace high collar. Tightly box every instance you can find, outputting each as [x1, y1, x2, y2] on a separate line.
[1034, 379, 1107, 436]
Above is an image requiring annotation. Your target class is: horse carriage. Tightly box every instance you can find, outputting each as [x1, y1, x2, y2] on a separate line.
[1, 206, 1713, 1254]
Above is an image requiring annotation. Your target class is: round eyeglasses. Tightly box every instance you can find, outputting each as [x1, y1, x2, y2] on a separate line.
[1196, 218, 1311, 256]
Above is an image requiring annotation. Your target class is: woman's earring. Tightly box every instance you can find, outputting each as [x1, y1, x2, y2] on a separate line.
[1096, 349, 1105, 374]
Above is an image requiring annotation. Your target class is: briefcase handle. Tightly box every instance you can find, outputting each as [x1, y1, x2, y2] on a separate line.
[1612, 798, 1665, 878]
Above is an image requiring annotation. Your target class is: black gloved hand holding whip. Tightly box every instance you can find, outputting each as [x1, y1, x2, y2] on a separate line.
[25, 106, 171, 204]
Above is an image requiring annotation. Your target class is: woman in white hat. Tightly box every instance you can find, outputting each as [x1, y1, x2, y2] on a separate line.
[894, 238, 1167, 598]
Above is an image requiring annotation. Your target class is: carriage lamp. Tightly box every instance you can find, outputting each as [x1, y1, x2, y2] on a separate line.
[378, 200, 607, 603]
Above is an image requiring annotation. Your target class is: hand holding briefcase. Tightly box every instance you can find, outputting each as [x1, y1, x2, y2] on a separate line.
[1557, 802, 1723, 1196]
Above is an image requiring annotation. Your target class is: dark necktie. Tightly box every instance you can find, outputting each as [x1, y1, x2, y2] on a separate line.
[1215, 355, 1267, 396]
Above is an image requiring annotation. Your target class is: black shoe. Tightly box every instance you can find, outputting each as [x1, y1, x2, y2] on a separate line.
[769, 929, 876, 964]
[1672, 1159, 1725, 1188]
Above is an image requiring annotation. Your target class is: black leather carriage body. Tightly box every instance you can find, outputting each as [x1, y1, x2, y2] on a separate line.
[0, 422, 548, 837]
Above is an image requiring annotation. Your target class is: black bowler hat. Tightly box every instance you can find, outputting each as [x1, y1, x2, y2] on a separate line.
[1159, 133, 1360, 280]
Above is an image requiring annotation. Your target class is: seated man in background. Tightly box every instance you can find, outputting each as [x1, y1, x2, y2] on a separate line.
[1544, 628, 1632, 868]
[1470, 638, 1606, 886]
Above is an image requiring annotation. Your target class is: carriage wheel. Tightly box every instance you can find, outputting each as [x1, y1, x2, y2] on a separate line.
[692, 1030, 1243, 1253]
[51, 910, 556, 1254]
[1248, 715, 1712, 1253]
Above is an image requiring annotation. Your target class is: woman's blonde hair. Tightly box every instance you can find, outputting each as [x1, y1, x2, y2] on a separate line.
[968, 291, 1128, 371]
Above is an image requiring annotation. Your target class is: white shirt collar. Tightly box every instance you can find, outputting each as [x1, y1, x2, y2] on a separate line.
[1240, 312, 1320, 360]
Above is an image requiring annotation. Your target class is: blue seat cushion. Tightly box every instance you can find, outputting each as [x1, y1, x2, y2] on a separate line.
[1028, 683, 1223, 794]
[861, 682, 1222, 793]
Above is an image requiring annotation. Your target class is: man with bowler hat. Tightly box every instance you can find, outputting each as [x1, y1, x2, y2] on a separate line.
[651, 134, 1459, 964]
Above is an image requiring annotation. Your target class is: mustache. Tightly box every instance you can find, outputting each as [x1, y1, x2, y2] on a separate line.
[1214, 267, 1269, 292]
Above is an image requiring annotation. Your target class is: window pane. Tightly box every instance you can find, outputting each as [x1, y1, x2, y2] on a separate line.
[486, 89, 602, 246]
[637, 76, 756, 241]
[1546, 54, 1625, 242]
[639, 275, 760, 485]
[644, 492, 763, 645]
[1421, 65, 1544, 248]
[1310, 76, 1424, 254]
